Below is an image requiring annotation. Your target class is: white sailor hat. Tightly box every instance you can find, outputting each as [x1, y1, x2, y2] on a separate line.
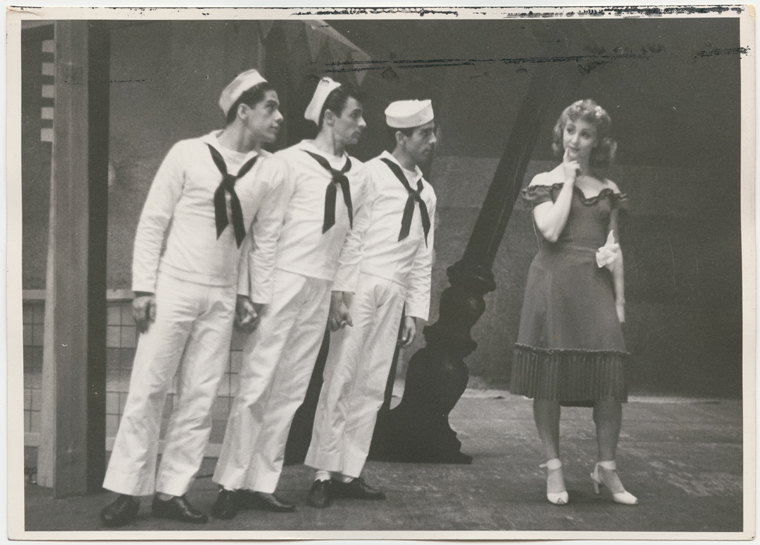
[385, 99, 434, 129]
[304, 77, 343, 125]
[219, 69, 268, 116]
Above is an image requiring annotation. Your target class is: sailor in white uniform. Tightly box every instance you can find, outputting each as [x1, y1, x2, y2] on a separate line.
[100, 70, 288, 528]
[305, 100, 438, 508]
[211, 78, 371, 519]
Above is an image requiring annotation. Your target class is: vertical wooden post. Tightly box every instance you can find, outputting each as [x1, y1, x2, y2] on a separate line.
[86, 21, 110, 494]
[51, 18, 91, 498]
[38, 20, 109, 498]
[37, 162, 57, 490]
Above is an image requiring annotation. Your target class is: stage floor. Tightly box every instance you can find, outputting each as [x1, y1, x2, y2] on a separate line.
[22, 392, 745, 536]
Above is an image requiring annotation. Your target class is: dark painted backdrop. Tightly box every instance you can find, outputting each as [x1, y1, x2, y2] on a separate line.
[21, 18, 743, 397]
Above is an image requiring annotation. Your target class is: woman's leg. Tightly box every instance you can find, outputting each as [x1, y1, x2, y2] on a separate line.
[533, 399, 567, 504]
[533, 399, 561, 460]
[591, 400, 637, 503]
[593, 400, 622, 461]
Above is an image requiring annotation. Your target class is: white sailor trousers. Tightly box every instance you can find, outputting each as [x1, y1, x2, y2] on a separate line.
[214, 269, 332, 493]
[305, 273, 406, 478]
[102, 273, 236, 497]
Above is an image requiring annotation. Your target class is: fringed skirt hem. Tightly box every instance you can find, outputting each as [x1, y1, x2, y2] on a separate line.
[510, 343, 629, 404]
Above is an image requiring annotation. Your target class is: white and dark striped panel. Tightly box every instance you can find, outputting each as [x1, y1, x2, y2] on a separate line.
[40, 39, 54, 143]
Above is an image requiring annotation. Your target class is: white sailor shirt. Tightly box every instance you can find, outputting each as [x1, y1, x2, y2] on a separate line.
[269, 140, 371, 293]
[356, 150, 437, 320]
[132, 131, 289, 305]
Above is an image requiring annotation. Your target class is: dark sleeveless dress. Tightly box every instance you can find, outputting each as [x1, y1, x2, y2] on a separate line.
[510, 182, 629, 404]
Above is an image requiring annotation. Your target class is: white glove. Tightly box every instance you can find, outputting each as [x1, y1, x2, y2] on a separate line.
[596, 231, 620, 270]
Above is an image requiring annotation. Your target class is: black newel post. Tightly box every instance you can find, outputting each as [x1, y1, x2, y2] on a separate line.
[369, 63, 560, 464]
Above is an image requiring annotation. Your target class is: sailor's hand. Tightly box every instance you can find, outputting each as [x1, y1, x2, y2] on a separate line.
[235, 296, 261, 332]
[249, 303, 265, 332]
[329, 291, 353, 332]
[132, 293, 156, 334]
[398, 316, 418, 347]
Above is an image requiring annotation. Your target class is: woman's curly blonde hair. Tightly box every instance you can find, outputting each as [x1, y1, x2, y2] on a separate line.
[552, 99, 618, 175]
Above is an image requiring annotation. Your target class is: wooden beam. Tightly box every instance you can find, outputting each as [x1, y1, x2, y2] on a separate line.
[39, 20, 109, 498]
[86, 20, 110, 494]
[51, 19, 91, 498]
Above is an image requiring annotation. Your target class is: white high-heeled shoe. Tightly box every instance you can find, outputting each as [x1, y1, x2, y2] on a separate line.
[540, 458, 569, 505]
[591, 461, 638, 505]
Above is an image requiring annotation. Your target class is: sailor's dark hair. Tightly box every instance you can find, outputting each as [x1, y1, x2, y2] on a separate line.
[318, 84, 362, 128]
[225, 81, 274, 125]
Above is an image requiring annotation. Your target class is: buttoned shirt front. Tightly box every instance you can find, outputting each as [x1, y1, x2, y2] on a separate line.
[132, 131, 289, 304]
[272, 140, 371, 292]
[358, 150, 437, 320]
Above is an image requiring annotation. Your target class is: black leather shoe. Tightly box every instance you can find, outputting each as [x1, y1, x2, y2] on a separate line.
[151, 495, 208, 524]
[307, 479, 333, 508]
[101, 494, 140, 527]
[331, 477, 386, 500]
[236, 489, 296, 513]
[210, 489, 237, 520]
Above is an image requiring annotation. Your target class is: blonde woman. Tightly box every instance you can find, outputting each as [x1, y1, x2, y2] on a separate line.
[511, 99, 637, 507]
